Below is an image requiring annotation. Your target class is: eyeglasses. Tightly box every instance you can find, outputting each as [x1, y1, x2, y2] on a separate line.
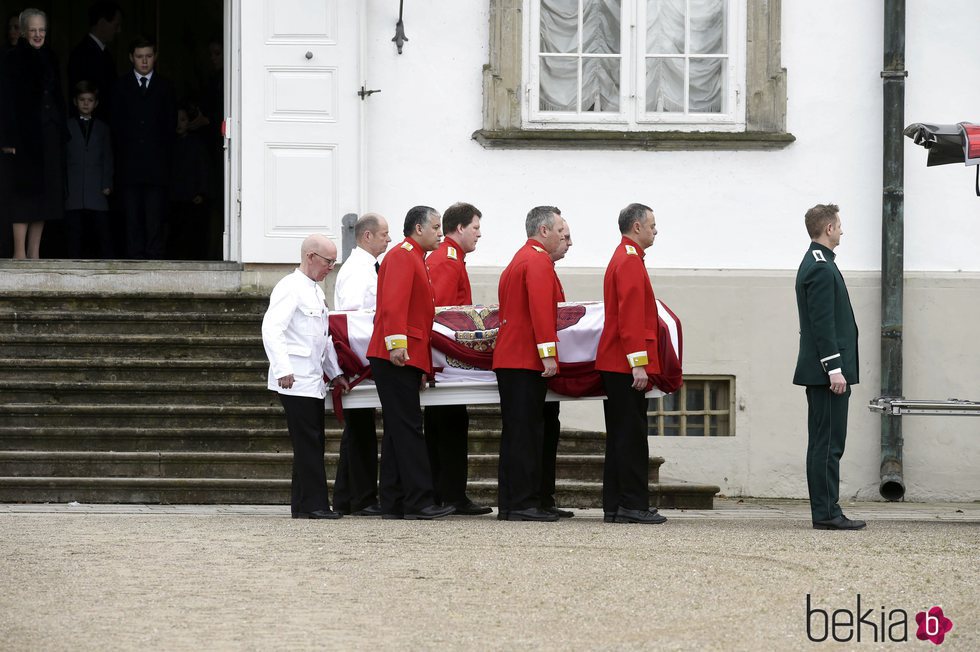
[310, 251, 336, 266]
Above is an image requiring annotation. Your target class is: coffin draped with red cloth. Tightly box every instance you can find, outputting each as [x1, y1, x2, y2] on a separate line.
[328, 301, 683, 408]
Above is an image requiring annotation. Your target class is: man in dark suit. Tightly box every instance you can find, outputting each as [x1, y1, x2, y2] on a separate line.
[111, 36, 176, 259]
[793, 203, 866, 531]
[67, 2, 122, 123]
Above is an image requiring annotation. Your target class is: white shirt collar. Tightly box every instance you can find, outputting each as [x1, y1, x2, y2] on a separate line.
[88, 33, 106, 50]
[134, 69, 155, 84]
[348, 245, 379, 265]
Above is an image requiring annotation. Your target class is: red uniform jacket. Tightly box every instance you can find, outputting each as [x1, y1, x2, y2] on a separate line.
[492, 239, 561, 372]
[595, 236, 662, 375]
[366, 237, 436, 374]
[427, 238, 472, 306]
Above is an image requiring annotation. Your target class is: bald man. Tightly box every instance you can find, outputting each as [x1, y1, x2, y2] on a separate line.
[262, 234, 350, 519]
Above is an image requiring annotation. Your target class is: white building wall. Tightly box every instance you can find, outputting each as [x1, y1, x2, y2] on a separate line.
[360, 1, 980, 272]
[259, 1, 980, 500]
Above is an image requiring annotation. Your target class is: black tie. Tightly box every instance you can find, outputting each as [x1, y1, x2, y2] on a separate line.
[79, 118, 92, 144]
[139, 76, 148, 95]
[374, 262, 380, 273]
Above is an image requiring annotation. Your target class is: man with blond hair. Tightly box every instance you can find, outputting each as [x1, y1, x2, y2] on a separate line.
[793, 203, 865, 531]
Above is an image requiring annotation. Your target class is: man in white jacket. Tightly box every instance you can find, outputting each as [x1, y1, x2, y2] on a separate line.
[330, 213, 390, 515]
[262, 234, 349, 519]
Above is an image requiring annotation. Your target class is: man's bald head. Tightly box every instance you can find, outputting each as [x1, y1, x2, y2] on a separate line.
[300, 234, 338, 282]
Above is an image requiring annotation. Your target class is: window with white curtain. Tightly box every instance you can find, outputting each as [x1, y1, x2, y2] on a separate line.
[528, 0, 744, 130]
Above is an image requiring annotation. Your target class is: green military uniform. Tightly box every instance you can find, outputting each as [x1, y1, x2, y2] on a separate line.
[794, 242, 859, 522]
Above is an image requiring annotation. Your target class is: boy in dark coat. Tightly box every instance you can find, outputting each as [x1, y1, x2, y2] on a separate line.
[64, 81, 113, 258]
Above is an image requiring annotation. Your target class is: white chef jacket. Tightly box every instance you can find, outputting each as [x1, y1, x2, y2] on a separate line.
[262, 269, 343, 398]
[333, 245, 380, 310]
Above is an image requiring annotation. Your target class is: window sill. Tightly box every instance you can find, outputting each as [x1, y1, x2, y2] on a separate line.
[472, 129, 796, 151]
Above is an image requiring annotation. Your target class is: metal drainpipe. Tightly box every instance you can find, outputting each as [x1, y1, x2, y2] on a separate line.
[880, 0, 907, 501]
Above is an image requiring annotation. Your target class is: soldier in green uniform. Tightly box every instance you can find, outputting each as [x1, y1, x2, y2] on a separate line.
[793, 203, 867, 531]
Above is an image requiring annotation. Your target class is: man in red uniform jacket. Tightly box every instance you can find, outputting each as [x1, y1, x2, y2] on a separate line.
[367, 206, 454, 520]
[596, 203, 668, 525]
[541, 213, 574, 518]
[492, 206, 566, 522]
[423, 202, 493, 516]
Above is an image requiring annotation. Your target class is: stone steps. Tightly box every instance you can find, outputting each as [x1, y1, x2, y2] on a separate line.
[0, 334, 265, 359]
[0, 451, 658, 484]
[0, 289, 718, 508]
[0, 357, 268, 383]
[0, 477, 714, 509]
[0, 425, 612, 457]
[0, 311, 262, 336]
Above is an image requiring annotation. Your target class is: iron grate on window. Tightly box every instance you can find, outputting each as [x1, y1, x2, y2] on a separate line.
[647, 375, 735, 436]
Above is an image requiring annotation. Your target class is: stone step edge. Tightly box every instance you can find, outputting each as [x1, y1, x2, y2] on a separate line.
[0, 451, 663, 468]
[1, 334, 264, 344]
[0, 358, 268, 368]
[0, 404, 284, 415]
[0, 380, 274, 392]
[0, 450, 663, 463]
[0, 477, 715, 493]
[0, 312, 262, 322]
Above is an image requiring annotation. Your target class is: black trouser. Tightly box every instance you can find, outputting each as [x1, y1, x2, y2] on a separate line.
[370, 358, 435, 515]
[168, 199, 210, 260]
[805, 385, 850, 522]
[278, 393, 331, 514]
[63, 209, 113, 259]
[332, 407, 379, 512]
[600, 371, 650, 513]
[424, 404, 470, 506]
[122, 183, 168, 259]
[495, 368, 547, 513]
[540, 401, 561, 509]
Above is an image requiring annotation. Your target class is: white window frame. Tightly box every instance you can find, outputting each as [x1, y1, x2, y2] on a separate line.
[523, 0, 746, 132]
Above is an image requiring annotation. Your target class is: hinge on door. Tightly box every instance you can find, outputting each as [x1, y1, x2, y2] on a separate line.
[358, 86, 381, 100]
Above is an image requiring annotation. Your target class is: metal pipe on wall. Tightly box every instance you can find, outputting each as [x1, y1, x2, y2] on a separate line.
[880, 0, 907, 501]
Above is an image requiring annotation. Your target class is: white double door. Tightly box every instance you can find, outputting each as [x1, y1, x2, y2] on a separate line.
[239, 0, 360, 263]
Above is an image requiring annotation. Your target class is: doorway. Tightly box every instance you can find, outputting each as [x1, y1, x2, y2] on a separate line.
[0, 0, 227, 261]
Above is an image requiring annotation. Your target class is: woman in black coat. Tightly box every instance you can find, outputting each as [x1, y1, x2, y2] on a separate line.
[1, 8, 67, 259]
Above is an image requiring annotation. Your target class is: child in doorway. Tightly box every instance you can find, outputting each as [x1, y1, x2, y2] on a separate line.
[64, 81, 114, 259]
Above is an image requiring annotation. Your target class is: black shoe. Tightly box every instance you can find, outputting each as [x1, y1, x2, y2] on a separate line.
[505, 508, 560, 522]
[333, 505, 351, 516]
[613, 507, 667, 524]
[381, 513, 403, 520]
[542, 506, 574, 518]
[452, 499, 493, 516]
[293, 509, 343, 520]
[403, 504, 455, 520]
[352, 503, 383, 517]
[496, 510, 509, 521]
[813, 515, 867, 530]
[603, 512, 615, 523]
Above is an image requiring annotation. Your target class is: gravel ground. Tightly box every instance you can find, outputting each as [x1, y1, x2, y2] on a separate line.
[1, 501, 977, 651]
